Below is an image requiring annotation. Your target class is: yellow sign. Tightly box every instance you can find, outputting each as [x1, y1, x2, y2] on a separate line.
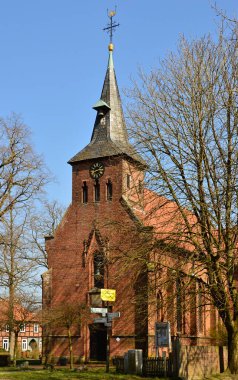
[101, 289, 116, 302]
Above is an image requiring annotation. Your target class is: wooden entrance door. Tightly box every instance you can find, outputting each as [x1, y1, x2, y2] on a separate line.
[89, 324, 107, 361]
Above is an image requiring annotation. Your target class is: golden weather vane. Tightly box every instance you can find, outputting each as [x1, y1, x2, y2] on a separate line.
[103, 7, 120, 45]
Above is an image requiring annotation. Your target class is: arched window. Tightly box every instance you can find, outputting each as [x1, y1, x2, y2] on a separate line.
[198, 283, 204, 334]
[93, 252, 104, 288]
[94, 180, 100, 202]
[127, 174, 131, 189]
[82, 181, 88, 204]
[106, 179, 113, 201]
[176, 277, 185, 333]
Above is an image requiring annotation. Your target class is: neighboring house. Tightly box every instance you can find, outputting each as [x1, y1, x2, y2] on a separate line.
[0, 300, 42, 356]
[42, 41, 221, 362]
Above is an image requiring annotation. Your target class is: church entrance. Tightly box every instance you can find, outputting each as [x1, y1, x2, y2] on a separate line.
[89, 324, 107, 361]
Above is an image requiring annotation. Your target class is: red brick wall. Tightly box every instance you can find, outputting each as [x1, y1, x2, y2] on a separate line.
[44, 156, 147, 359]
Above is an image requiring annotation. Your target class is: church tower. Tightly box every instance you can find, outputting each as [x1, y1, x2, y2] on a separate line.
[68, 41, 145, 208]
[43, 19, 148, 362]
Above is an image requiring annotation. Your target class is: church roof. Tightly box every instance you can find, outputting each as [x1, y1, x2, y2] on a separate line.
[68, 46, 145, 166]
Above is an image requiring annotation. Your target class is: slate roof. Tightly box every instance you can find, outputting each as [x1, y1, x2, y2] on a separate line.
[68, 48, 145, 166]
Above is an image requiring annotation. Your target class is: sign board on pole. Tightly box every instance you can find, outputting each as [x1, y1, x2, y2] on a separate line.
[101, 289, 116, 302]
[155, 322, 171, 348]
[94, 317, 107, 324]
[90, 307, 108, 314]
[107, 312, 120, 320]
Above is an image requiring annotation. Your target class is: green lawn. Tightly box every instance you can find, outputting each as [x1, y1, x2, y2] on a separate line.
[0, 367, 166, 380]
[0, 367, 236, 380]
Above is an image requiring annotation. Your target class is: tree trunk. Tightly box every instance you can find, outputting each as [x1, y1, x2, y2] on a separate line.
[13, 332, 18, 367]
[228, 323, 238, 374]
[68, 328, 73, 369]
[9, 205, 15, 364]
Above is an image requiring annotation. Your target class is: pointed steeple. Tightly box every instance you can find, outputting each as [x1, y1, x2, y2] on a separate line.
[68, 44, 145, 166]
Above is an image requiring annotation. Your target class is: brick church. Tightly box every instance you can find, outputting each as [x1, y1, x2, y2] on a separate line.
[42, 40, 218, 362]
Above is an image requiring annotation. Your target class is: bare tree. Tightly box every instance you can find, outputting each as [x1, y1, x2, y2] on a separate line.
[211, 2, 238, 26]
[43, 302, 88, 369]
[127, 24, 238, 373]
[29, 200, 66, 269]
[0, 113, 50, 362]
[0, 113, 49, 221]
[0, 203, 42, 362]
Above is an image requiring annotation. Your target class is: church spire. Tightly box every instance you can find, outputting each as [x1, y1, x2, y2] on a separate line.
[90, 42, 129, 146]
[68, 13, 145, 167]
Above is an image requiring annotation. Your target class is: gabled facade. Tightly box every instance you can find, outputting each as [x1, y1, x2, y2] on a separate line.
[42, 43, 218, 362]
[0, 300, 42, 356]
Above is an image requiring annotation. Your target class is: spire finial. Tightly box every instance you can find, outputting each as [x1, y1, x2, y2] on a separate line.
[103, 7, 120, 51]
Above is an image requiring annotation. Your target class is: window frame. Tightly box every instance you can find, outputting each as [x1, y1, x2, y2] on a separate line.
[127, 174, 131, 189]
[93, 251, 104, 288]
[82, 181, 88, 204]
[3, 338, 9, 351]
[106, 179, 113, 201]
[94, 179, 100, 202]
[20, 323, 25, 333]
[22, 338, 28, 351]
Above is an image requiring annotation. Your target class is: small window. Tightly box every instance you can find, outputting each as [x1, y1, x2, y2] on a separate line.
[22, 339, 28, 351]
[20, 324, 25, 333]
[5, 325, 9, 332]
[3, 339, 9, 351]
[100, 116, 106, 125]
[94, 180, 100, 202]
[82, 181, 88, 204]
[33, 324, 39, 333]
[127, 174, 131, 189]
[106, 179, 113, 201]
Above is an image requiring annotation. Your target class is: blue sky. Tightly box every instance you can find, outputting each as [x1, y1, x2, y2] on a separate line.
[0, 0, 237, 206]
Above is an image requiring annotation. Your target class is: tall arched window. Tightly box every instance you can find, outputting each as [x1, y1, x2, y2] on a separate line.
[93, 252, 104, 288]
[82, 181, 88, 204]
[94, 180, 100, 202]
[127, 174, 131, 189]
[106, 179, 113, 201]
[138, 180, 143, 194]
[176, 277, 185, 333]
[198, 283, 204, 334]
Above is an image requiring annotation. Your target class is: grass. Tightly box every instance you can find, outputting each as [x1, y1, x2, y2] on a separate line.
[0, 367, 167, 380]
[0, 367, 236, 380]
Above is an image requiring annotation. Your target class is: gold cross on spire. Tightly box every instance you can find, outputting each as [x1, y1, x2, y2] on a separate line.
[103, 8, 120, 49]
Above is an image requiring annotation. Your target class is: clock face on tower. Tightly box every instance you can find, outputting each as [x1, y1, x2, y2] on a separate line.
[89, 162, 105, 179]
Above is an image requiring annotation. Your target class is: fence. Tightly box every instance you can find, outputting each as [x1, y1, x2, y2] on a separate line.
[143, 357, 174, 377]
[114, 356, 174, 377]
